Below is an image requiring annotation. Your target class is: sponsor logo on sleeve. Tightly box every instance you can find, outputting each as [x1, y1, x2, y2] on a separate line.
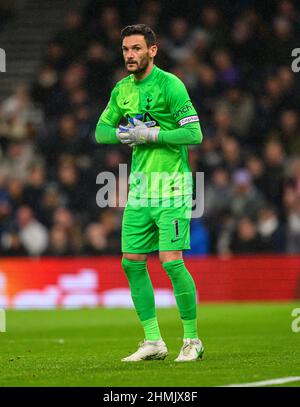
[173, 102, 193, 120]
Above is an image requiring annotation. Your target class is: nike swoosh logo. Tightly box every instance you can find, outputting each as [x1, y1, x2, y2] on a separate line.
[123, 100, 129, 105]
[197, 347, 204, 359]
[171, 238, 180, 243]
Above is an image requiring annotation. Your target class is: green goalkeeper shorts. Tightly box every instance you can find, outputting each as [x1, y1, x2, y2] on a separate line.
[121, 196, 192, 253]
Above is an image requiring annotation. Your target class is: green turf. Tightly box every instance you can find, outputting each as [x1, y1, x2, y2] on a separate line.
[0, 302, 300, 387]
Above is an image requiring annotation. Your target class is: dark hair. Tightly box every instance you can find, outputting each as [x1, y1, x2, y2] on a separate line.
[121, 24, 157, 47]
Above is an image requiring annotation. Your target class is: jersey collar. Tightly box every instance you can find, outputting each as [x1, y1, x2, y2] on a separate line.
[132, 64, 157, 85]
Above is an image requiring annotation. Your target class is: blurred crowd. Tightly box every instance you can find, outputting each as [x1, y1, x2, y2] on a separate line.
[0, 0, 300, 256]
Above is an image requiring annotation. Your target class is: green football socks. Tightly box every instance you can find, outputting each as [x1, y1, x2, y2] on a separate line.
[162, 259, 199, 339]
[141, 317, 162, 342]
[122, 257, 199, 341]
[121, 258, 161, 341]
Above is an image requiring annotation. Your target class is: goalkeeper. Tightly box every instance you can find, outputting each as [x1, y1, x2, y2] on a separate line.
[95, 24, 204, 362]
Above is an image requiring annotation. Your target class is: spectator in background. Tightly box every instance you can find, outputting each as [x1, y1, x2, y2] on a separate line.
[52, 206, 82, 254]
[39, 183, 65, 228]
[62, 62, 87, 96]
[103, 148, 126, 176]
[278, 0, 298, 20]
[44, 224, 73, 256]
[153, 33, 173, 71]
[213, 106, 234, 139]
[212, 49, 240, 87]
[255, 75, 285, 143]
[180, 53, 201, 91]
[198, 135, 223, 174]
[245, 155, 267, 195]
[283, 158, 300, 244]
[0, 177, 12, 240]
[89, 6, 121, 49]
[263, 140, 285, 208]
[44, 41, 68, 72]
[85, 41, 112, 101]
[285, 157, 300, 196]
[83, 223, 108, 255]
[217, 86, 255, 139]
[31, 65, 60, 117]
[0, 229, 28, 256]
[57, 161, 88, 215]
[39, 114, 83, 166]
[215, 210, 235, 255]
[138, 3, 161, 35]
[286, 197, 300, 254]
[231, 14, 266, 75]
[277, 66, 300, 108]
[220, 136, 244, 173]
[194, 64, 220, 119]
[53, 11, 90, 61]
[0, 85, 43, 141]
[227, 169, 266, 220]
[200, 5, 230, 49]
[98, 209, 121, 254]
[230, 217, 268, 254]
[162, 18, 194, 62]
[7, 176, 25, 212]
[277, 0, 300, 37]
[204, 166, 231, 219]
[23, 163, 46, 220]
[277, 110, 300, 155]
[0, 140, 40, 182]
[68, 87, 95, 144]
[257, 206, 286, 252]
[16, 205, 48, 256]
[271, 17, 298, 66]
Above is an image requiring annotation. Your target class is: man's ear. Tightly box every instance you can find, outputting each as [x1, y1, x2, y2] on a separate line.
[149, 45, 158, 58]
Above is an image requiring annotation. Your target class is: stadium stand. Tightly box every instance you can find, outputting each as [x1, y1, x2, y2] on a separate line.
[0, 0, 300, 256]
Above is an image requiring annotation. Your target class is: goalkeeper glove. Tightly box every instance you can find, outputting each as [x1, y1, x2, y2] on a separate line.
[116, 120, 135, 145]
[116, 118, 159, 146]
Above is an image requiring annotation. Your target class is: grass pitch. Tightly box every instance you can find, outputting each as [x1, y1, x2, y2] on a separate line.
[0, 302, 300, 387]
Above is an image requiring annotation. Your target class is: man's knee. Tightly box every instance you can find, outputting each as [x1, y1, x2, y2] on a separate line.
[123, 253, 148, 262]
[159, 251, 183, 264]
[122, 254, 148, 278]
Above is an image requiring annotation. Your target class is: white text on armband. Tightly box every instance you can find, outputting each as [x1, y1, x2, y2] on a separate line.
[179, 115, 199, 126]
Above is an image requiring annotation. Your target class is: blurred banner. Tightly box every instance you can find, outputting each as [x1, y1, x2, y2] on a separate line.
[0, 256, 299, 309]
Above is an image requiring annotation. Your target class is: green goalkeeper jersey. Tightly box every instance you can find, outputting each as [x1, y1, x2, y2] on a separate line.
[96, 64, 203, 199]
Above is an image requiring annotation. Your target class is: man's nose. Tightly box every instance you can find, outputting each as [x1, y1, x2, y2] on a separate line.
[127, 49, 134, 59]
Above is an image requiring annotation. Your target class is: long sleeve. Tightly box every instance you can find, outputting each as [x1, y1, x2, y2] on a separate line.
[159, 73, 203, 145]
[158, 122, 203, 145]
[95, 122, 121, 144]
[95, 85, 123, 144]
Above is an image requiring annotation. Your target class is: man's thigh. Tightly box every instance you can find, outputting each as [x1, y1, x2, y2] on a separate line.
[122, 202, 159, 253]
[154, 196, 192, 252]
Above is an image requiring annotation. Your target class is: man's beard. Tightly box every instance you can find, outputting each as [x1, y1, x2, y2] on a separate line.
[126, 55, 150, 74]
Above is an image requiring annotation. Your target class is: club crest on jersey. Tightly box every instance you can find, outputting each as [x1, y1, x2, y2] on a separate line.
[146, 96, 152, 110]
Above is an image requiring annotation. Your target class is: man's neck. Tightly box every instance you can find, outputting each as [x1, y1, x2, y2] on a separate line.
[134, 62, 154, 81]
